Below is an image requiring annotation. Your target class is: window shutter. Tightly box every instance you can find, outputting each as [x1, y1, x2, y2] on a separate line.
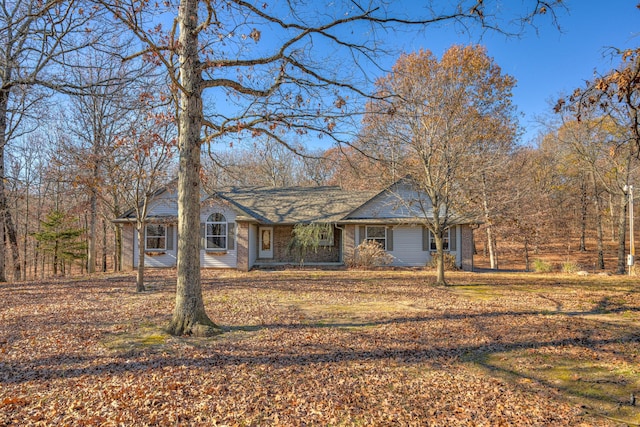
[386, 227, 393, 251]
[200, 223, 206, 249]
[358, 226, 365, 245]
[422, 227, 429, 251]
[449, 227, 457, 251]
[228, 223, 236, 250]
[167, 225, 174, 250]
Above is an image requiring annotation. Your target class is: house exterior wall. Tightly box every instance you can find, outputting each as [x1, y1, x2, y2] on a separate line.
[121, 224, 135, 271]
[118, 184, 475, 271]
[351, 224, 474, 270]
[128, 198, 241, 269]
[348, 186, 432, 219]
[133, 226, 177, 268]
[460, 224, 474, 271]
[387, 225, 430, 266]
[147, 192, 178, 216]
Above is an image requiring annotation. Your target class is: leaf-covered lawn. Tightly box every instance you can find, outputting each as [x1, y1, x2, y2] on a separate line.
[0, 270, 638, 426]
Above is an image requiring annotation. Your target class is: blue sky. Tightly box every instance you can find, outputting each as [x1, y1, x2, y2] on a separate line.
[389, 1, 639, 144]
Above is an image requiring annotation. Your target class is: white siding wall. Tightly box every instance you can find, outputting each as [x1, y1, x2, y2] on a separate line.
[133, 198, 242, 269]
[349, 187, 432, 219]
[133, 227, 177, 268]
[387, 225, 429, 266]
[200, 204, 238, 268]
[146, 192, 178, 216]
[354, 224, 461, 268]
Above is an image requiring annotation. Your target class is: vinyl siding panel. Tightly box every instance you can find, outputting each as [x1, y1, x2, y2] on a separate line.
[146, 193, 178, 217]
[348, 186, 433, 219]
[387, 226, 430, 267]
[121, 224, 135, 271]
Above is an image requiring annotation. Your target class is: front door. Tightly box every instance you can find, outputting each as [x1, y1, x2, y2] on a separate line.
[259, 227, 273, 258]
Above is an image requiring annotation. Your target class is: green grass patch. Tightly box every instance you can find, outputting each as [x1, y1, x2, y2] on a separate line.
[473, 348, 640, 425]
[102, 324, 170, 353]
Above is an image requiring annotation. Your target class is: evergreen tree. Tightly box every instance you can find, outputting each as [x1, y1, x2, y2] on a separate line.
[33, 211, 86, 276]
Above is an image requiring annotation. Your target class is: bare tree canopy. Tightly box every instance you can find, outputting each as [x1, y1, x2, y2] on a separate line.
[357, 45, 518, 284]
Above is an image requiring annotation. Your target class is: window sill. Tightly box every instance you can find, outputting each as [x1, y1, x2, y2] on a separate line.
[206, 250, 228, 256]
[145, 251, 167, 256]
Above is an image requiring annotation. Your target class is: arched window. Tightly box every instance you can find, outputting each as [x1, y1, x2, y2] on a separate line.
[206, 213, 227, 250]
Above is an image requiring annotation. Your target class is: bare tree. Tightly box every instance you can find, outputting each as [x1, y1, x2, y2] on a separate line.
[360, 46, 518, 284]
[553, 116, 620, 270]
[557, 49, 640, 273]
[0, 1, 103, 280]
[113, 107, 177, 292]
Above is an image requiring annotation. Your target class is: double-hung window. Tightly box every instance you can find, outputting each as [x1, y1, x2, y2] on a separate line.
[365, 226, 387, 250]
[429, 229, 450, 251]
[145, 224, 167, 251]
[206, 213, 227, 250]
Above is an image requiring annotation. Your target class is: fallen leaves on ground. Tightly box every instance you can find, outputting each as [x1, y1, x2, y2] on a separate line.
[0, 270, 638, 426]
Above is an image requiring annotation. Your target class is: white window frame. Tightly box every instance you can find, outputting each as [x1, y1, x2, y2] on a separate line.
[365, 226, 387, 250]
[429, 229, 450, 251]
[318, 229, 332, 246]
[206, 213, 227, 250]
[145, 224, 167, 251]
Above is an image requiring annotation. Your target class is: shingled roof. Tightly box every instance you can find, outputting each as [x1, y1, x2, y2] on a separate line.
[211, 186, 378, 224]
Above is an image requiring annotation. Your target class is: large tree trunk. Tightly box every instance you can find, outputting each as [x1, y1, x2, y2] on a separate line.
[609, 193, 616, 242]
[22, 187, 30, 280]
[433, 230, 447, 286]
[167, 0, 220, 337]
[0, 90, 9, 282]
[2, 194, 21, 281]
[112, 200, 122, 272]
[53, 240, 59, 276]
[616, 143, 634, 275]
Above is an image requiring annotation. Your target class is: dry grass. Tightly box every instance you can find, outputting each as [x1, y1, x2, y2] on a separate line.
[0, 269, 638, 426]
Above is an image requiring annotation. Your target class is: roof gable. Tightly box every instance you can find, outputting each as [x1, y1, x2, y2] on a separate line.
[345, 179, 434, 220]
